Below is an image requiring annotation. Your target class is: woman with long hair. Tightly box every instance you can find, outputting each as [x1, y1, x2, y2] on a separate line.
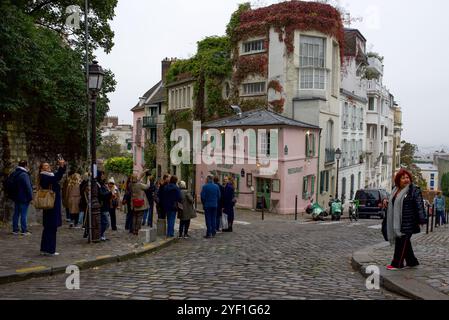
[38, 159, 67, 256]
[67, 172, 82, 228]
[385, 169, 427, 270]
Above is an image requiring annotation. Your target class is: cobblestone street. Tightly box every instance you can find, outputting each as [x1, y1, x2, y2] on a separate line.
[0, 212, 403, 300]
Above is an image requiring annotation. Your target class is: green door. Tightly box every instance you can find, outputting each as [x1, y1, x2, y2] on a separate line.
[256, 178, 271, 210]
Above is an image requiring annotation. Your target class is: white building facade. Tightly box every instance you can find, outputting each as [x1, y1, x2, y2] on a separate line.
[338, 29, 368, 203]
[364, 54, 395, 192]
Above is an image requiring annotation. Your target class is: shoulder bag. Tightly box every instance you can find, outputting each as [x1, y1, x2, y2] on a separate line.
[33, 183, 55, 210]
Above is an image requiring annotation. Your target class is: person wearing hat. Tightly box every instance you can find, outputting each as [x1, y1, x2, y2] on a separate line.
[108, 177, 119, 231]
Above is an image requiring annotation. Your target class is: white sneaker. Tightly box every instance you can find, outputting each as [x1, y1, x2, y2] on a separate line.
[50, 252, 60, 256]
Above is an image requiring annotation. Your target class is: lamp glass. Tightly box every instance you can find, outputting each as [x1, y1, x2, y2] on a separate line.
[335, 148, 342, 161]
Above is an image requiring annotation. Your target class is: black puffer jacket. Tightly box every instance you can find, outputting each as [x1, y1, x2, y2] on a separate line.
[401, 184, 426, 235]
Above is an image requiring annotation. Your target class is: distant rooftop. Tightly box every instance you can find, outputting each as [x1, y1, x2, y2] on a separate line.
[416, 163, 438, 172]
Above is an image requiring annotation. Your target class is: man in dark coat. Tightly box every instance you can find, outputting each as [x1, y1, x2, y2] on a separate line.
[97, 171, 112, 241]
[10, 160, 33, 235]
[214, 176, 225, 233]
[201, 175, 221, 238]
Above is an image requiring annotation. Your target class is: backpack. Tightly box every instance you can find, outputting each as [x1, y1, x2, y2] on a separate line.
[4, 170, 21, 200]
[435, 197, 445, 211]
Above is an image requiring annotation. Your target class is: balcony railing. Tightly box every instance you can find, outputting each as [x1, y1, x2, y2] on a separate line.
[143, 116, 157, 128]
[325, 148, 335, 164]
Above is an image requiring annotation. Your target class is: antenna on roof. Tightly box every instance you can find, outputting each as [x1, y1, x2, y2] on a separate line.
[230, 105, 242, 118]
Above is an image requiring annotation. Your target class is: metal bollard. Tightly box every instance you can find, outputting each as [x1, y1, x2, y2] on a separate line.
[430, 207, 435, 232]
[426, 205, 430, 234]
[295, 196, 298, 221]
[262, 201, 265, 221]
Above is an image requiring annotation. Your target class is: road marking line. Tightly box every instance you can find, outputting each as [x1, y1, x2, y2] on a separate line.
[16, 266, 47, 274]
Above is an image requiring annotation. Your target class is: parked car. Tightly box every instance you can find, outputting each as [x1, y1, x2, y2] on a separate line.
[354, 189, 389, 219]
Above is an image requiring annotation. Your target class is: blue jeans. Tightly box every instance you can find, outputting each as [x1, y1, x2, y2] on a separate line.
[436, 209, 447, 225]
[100, 211, 110, 238]
[13, 202, 29, 233]
[79, 211, 84, 226]
[142, 203, 154, 227]
[166, 211, 177, 237]
[204, 207, 217, 237]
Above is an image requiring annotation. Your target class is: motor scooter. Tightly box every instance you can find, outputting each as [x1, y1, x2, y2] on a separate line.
[306, 200, 326, 221]
[330, 198, 343, 221]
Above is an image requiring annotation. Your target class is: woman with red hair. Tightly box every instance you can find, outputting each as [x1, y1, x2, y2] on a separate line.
[384, 169, 427, 270]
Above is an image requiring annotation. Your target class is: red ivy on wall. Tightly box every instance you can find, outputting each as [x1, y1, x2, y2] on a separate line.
[232, 1, 345, 64]
[233, 54, 268, 84]
[267, 80, 285, 113]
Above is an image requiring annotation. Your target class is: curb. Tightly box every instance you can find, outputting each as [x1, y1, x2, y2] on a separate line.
[352, 237, 449, 300]
[0, 237, 178, 286]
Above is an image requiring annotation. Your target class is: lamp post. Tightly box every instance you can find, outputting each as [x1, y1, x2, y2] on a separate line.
[335, 148, 342, 200]
[88, 60, 105, 243]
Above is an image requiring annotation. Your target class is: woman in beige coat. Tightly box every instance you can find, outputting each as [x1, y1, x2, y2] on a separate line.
[130, 173, 152, 235]
[67, 173, 82, 228]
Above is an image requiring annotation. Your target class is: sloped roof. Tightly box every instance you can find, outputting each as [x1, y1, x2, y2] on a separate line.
[131, 80, 163, 112]
[202, 108, 319, 129]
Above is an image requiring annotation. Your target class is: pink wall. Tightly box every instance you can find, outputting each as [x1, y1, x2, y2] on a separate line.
[195, 126, 319, 214]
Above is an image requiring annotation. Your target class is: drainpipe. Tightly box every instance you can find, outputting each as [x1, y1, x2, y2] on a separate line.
[316, 128, 323, 203]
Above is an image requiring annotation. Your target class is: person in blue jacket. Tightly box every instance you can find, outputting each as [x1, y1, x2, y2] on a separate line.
[10, 160, 33, 235]
[162, 175, 182, 238]
[38, 159, 67, 256]
[201, 175, 221, 239]
[223, 177, 236, 232]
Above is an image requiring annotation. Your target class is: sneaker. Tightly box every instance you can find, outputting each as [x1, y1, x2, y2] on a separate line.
[184, 234, 191, 239]
[12, 231, 19, 236]
[50, 252, 60, 256]
[386, 265, 402, 271]
[20, 232, 32, 236]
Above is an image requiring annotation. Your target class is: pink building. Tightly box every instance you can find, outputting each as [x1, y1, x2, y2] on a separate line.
[195, 109, 320, 214]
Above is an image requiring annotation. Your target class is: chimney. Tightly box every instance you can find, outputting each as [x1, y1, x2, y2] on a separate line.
[161, 57, 174, 85]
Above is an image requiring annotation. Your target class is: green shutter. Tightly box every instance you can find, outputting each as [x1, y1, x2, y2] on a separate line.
[248, 130, 257, 159]
[305, 135, 309, 157]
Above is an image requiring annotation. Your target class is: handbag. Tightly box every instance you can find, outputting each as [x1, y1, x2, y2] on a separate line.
[221, 213, 229, 230]
[132, 198, 145, 208]
[33, 184, 55, 210]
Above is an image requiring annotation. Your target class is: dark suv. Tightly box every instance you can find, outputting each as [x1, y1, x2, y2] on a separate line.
[354, 189, 389, 219]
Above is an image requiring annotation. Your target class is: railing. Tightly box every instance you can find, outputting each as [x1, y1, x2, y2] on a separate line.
[143, 116, 157, 128]
[325, 148, 335, 164]
[367, 56, 384, 75]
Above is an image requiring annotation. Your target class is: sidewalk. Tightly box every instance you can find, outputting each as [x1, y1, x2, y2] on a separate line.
[352, 226, 449, 300]
[0, 210, 178, 285]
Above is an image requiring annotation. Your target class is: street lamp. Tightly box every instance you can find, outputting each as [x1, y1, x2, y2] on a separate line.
[335, 148, 342, 200]
[88, 60, 105, 243]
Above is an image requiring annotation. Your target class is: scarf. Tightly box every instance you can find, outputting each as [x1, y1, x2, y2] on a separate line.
[40, 171, 55, 177]
[387, 185, 410, 245]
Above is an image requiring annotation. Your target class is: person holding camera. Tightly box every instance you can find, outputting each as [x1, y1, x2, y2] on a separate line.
[39, 158, 67, 256]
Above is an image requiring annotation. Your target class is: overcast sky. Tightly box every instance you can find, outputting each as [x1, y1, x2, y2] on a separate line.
[96, 0, 449, 148]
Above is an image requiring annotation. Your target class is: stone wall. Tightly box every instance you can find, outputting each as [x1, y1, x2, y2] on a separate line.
[0, 119, 87, 223]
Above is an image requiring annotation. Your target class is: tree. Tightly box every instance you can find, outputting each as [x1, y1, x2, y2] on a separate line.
[400, 141, 427, 190]
[0, 1, 117, 159]
[104, 157, 133, 176]
[441, 173, 449, 197]
[97, 135, 123, 160]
